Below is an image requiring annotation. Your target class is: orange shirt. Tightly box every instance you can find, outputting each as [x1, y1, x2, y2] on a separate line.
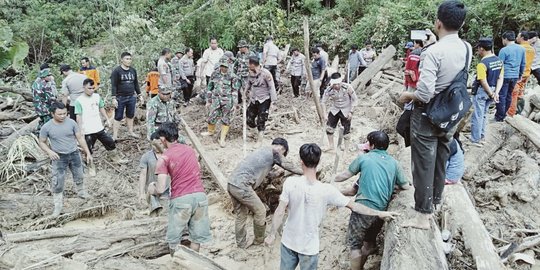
[80, 66, 100, 85]
[146, 71, 160, 95]
[521, 43, 535, 77]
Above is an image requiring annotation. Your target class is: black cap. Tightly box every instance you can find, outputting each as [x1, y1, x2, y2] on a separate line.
[476, 38, 493, 49]
[59, 64, 71, 72]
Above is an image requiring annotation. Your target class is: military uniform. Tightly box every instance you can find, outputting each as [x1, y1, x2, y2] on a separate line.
[236, 41, 257, 104]
[202, 58, 241, 147]
[146, 95, 179, 140]
[32, 69, 56, 130]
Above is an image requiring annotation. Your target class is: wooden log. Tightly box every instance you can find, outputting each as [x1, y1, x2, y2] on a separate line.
[505, 114, 540, 149]
[500, 234, 540, 262]
[172, 245, 227, 270]
[180, 118, 228, 193]
[443, 184, 505, 270]
[351, 45, 397, 92]
[0, 85, 33, 102]
[381, 147, 449, 270]
[463, 123, 511, 180]
[302, 17, 325, 126]
[0, 118, 39, 151]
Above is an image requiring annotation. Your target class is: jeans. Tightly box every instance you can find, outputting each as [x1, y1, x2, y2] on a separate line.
[114, 95, 137, 121]
[85, 129, 116, 154]
[410, 106, 455, 213]
[280, 243, 319, 270]
[470, 87, 493, 143]
[167, 192, 212, 248]
[445, 145, 464, 183]
[495, 78, 518, 121]
[348, 66, 359, 82]
[51, 151, 84, 194]
[228, 184, 267, 248]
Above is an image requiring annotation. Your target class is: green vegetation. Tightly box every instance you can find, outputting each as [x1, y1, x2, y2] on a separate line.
[1, 0, 539, 89]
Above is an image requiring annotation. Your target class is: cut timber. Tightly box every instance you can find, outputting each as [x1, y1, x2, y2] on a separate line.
[180, 118, 228, 193]
[0, 118, 39, 151]
[443, 184, 505, 270]
[381, 147, 449, 270]
[172, 245, 227, 270]
[463, 123, 511, 180]
[351, 45, 396, 92]
[505, 114, 540, 149]
[302, 17, 325, 126]
[0, 85, 33, 102]
[500, 235, 540, 263]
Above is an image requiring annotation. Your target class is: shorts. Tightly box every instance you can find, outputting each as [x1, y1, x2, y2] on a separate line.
[167, 192, 212, 248]
[347, 212, 383, 250]
[114, 95, 137, 121]
[326, 111, 351, 135]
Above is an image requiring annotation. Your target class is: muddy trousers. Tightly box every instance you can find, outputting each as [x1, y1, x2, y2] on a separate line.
[247, 99, 271, 132]
[410, 106, 454, 214]
[290, 76, 301, 97]
[227, 184, 267, 248]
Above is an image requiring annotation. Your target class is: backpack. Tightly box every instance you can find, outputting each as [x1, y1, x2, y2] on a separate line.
[424, 41, 472, 132]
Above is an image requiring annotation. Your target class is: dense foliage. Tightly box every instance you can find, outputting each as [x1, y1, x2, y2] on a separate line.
[1, 0, 539, 89]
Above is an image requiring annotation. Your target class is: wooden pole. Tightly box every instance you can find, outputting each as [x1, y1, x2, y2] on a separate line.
[302, 17, 325, 126]
[242, 89, 247, 157]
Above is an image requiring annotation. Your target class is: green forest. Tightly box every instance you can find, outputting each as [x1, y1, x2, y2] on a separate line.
[1, 0, 539, 89]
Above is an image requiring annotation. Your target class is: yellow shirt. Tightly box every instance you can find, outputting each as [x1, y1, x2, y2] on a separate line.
[521, 43, 535, 77]
[80, 67, 101, 85]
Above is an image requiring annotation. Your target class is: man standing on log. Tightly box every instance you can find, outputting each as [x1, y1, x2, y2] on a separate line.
[335, 131, 410, 269]
[32, 68, 56, 131]
[245, 57, 278, 145]
[201, 58, 241, 147]
[264, 143, 399, 270]
[470, 38, 503, 146]
[148, 122, 211, 253]
[228, 138, 302, 248]
[60, 64, 87, 121]
[38, 102, 92, 217]
[74, 78, 125, 162]
[399, 0, 471, 229]
[110, 52, 143, 140]
[321, 72, 358, 152]
[286, 48, 306, 98]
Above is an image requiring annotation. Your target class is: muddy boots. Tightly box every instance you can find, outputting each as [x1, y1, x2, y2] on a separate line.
[219, 125, 230, 148]
[52, 192, 63, 218]
[201, 124, 216, 136]
[253, 223, 266, 245]
[75, 182, 90, 199]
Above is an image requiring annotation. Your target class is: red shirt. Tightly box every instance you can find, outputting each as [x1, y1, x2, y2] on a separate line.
[155, 143, 205, 199]
[404, 53, 421, 88]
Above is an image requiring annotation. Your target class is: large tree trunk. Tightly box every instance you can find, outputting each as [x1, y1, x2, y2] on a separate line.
[0, 85, 33, 102]
[505, 114, 540, 149]
[0, 118, 39, 151]
[381, 147, 449, 270]
[351, 45, 396, 92]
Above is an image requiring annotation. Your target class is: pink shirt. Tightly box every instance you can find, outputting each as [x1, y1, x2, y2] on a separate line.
[155, 143, 205, 199]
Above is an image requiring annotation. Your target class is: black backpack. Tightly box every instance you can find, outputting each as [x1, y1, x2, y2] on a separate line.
[425, 41, 472, 132]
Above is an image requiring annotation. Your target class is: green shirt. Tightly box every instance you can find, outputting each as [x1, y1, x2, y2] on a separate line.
[348, 149, 408, 211]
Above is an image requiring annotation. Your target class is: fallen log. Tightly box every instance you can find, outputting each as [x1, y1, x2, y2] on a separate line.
[505, 114, 540, 149]
[172, 245, 227, 270]
[500, 234, 540, 263]
[351, 45, 397, 92]
[0, 85, 33, 102]
[0, 118, 39, 151]
[509, 150, 540, 202]
[443, 184, 505, 270]
[180, 118, 228, 193]
[381, 147, 449, 270]
[463, 123, 511, 180]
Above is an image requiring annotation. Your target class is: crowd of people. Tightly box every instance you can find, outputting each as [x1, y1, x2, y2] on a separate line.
[28, 0, 540, 269]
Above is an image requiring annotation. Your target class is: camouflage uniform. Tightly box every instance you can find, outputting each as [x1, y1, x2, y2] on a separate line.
[31, 74, 56, 130]
[146, 95, 179, 139]
[206, 69, 241, 126]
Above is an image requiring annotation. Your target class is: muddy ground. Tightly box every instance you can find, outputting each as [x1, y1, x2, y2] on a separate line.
[1, 71, 540, 270]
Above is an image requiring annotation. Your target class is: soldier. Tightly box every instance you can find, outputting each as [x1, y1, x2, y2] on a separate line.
[146, 87, 179, 140]
[321, 72, 358, 152]
[201, 58, 241, 147]
[32, 68, 57, 131]
[235, 40, 257, 103]
[245, 56, 277, 144]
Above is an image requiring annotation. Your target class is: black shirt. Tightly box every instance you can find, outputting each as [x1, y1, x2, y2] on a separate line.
[110, 66, 141, 96]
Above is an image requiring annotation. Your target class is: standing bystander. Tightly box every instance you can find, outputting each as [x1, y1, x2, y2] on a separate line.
[347, 45, 367, 83]
[60, 64, 87, 121]
[179, 48, 196, 106]
[32, 68, 57, 131]
[80, 57, 100, 90]
[286, 48, 306, 97]
[508, 31, 535, 116]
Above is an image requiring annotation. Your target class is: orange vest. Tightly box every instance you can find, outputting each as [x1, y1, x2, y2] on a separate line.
[146, 71, 160, 95]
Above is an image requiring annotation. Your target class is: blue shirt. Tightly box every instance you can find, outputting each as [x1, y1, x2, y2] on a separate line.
[348, 149, 408, 210]
[498, 43, 526, 79]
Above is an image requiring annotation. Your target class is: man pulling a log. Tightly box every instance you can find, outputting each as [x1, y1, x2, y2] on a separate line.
[228, 138, 302, 248]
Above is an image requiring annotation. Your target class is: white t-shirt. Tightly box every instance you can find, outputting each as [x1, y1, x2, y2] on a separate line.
[74, 93, 104, 135]
[202, 47, 224, 77]
[280, 176, 350, 256]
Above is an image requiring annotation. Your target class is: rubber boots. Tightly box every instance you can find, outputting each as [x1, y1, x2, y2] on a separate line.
[219, 125, 230, 148]
[75, 182, 90, 199]
[52, 193, 63, 218]
[253, 223, 266, 245]
[201, 124, 216, 136]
